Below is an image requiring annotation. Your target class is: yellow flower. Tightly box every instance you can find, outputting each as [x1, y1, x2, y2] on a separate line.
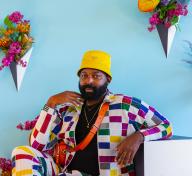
[22, 34, 33, 44]
[4, 29, 14, 36]
[17, 22, 30, 33]
[0, 37, 10, 47]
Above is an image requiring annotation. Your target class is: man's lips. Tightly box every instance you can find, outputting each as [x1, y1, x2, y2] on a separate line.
[85, 88, 94, 92]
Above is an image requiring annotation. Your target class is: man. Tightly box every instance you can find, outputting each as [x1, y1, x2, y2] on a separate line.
[12, 50, 172, 176]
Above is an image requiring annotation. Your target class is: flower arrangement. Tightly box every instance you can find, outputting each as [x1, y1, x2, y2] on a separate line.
[148, 0, 189, 31]
[0, 11, 33, 71]
[139, 0, 189, 32]
[0, 158, 12, 176]
[0, 117, 38, 175]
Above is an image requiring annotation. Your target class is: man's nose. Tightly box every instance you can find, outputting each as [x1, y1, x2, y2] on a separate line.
[85, 76, 94, 84]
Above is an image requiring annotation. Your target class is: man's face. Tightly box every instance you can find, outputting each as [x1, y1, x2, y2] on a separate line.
[78, 68, 109, 100]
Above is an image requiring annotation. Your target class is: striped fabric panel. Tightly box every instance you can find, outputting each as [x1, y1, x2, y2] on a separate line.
[33, 128, 39, 138]
[63, 116, 73, 122]
[15, 169, 33, 176]
[109, 116, 122, 122]
[99, 129, 110, 135]
[138, 109, 147, 118]
[99, 156, 116, 162]
[100, 162, 110, 169]
[122, 96, 132, 104]
[110, 169, 118, 176]
[122, 103, 130, 111]
[110, 136, 121, 143]
[99, 142, 110, 149]
[128, 112, 137, 121]
[40, 114, 52, 133]
[31, 140, 45, 151]
[109, 103, 121, 110]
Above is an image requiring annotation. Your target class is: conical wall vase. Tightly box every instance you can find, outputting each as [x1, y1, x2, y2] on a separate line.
[9, 47, 33, 91]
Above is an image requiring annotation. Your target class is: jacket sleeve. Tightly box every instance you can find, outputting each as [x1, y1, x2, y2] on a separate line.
[128, 97, 173, 141]
[29, 104, 67, 151]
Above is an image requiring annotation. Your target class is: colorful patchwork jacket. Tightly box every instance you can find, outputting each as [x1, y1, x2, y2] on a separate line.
[30, 91, 172, 176]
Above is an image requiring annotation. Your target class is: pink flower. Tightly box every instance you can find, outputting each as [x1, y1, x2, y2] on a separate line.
[148, 25, 156, 32]
[8, 11, 23, 24]
[16, 116, 39, 131]
[148, 13, 162, 31]
[8, 42, 21, 55]
[165, 22, 171, 28]
[167, 9, 175, 17]
[1, 55, 14, 67]
[147, 1, 189, 32]
[16, 123, 24, 130]
[0, 157, 12, 172]
[18, 59, 27, 67]
[149, 13, 161, 25]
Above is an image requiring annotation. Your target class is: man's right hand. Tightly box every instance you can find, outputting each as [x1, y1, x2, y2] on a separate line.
[46, 91, 84, 108]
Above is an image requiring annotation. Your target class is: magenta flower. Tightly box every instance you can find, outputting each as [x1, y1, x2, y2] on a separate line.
[8, 42, 21, 55]
[165, 22, 171, 28]
[147, 0, 189, 32]
[8, 11, 23, 24]
[149, 13, 161, 25]
[18, 59, 27, 67]
[0, 157, 12, 172]
[16, 116, 39, 130]
[1, 55, 14, 67]
[148, 13, 162, 31]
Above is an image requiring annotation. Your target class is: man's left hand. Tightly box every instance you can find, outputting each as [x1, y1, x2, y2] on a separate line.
[115, 131, 144, 166]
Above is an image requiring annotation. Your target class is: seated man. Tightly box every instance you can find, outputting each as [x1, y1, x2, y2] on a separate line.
[12, 50, 172, 176]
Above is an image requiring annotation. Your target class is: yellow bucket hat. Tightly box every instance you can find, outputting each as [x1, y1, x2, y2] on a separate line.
[77, 50, 112, 78]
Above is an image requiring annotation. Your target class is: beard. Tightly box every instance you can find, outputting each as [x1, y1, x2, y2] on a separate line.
[79, 81, 108, 100]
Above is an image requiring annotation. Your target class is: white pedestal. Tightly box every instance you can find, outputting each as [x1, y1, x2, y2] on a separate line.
[134, 136, 192, 176]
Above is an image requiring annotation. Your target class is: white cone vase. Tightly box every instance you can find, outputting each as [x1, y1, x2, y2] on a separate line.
[9, 47, 33, 91]
[156, 24, 176, 58]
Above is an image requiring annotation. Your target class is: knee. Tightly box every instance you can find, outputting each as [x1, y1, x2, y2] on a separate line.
[12, 145, 32, 158]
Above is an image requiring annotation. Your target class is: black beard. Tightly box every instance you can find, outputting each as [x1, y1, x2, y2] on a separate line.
[79, 81, 108, 100]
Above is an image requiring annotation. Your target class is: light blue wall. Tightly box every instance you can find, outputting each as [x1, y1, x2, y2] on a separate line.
[0, 0, 192, 158]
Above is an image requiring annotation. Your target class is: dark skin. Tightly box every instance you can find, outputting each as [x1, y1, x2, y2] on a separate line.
[46, 68, 143, 166]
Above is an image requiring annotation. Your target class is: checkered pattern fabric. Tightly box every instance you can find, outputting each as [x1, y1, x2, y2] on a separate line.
[12, 91, 172, 176]
[12, 146, 59, 176]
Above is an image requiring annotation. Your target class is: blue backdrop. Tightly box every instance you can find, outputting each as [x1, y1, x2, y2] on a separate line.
[0, 0, 192, 158]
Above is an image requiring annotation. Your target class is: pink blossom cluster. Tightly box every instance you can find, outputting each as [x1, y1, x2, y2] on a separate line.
[16, 116, 39, 130]
[0, 158, 12, 172]
[17, 59, 27, 67]
[148, 13, 162, 32]
[0, 116, 39, 172]
[148, 1, 188, 32]
[0, 41, 27, 69]
[0, 11, 32, 71]
[168, 4, 188, 17]
[8, 11, 23, 24]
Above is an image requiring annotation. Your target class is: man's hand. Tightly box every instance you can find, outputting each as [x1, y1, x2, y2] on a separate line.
[46, 91, 84, 108]
[115, 131, 144, 166]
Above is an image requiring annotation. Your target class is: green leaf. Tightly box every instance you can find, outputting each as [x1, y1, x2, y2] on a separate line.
[18, 35, 22, 42]
[167, 3, 176, 10]
[159, 9, 166, 19]
[4, 16, 14, 28]
[0, 26, 6, 35]
[171, 16, 179, 25]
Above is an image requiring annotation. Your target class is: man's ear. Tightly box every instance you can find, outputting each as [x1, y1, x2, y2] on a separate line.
[107, 76, 111, 83]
